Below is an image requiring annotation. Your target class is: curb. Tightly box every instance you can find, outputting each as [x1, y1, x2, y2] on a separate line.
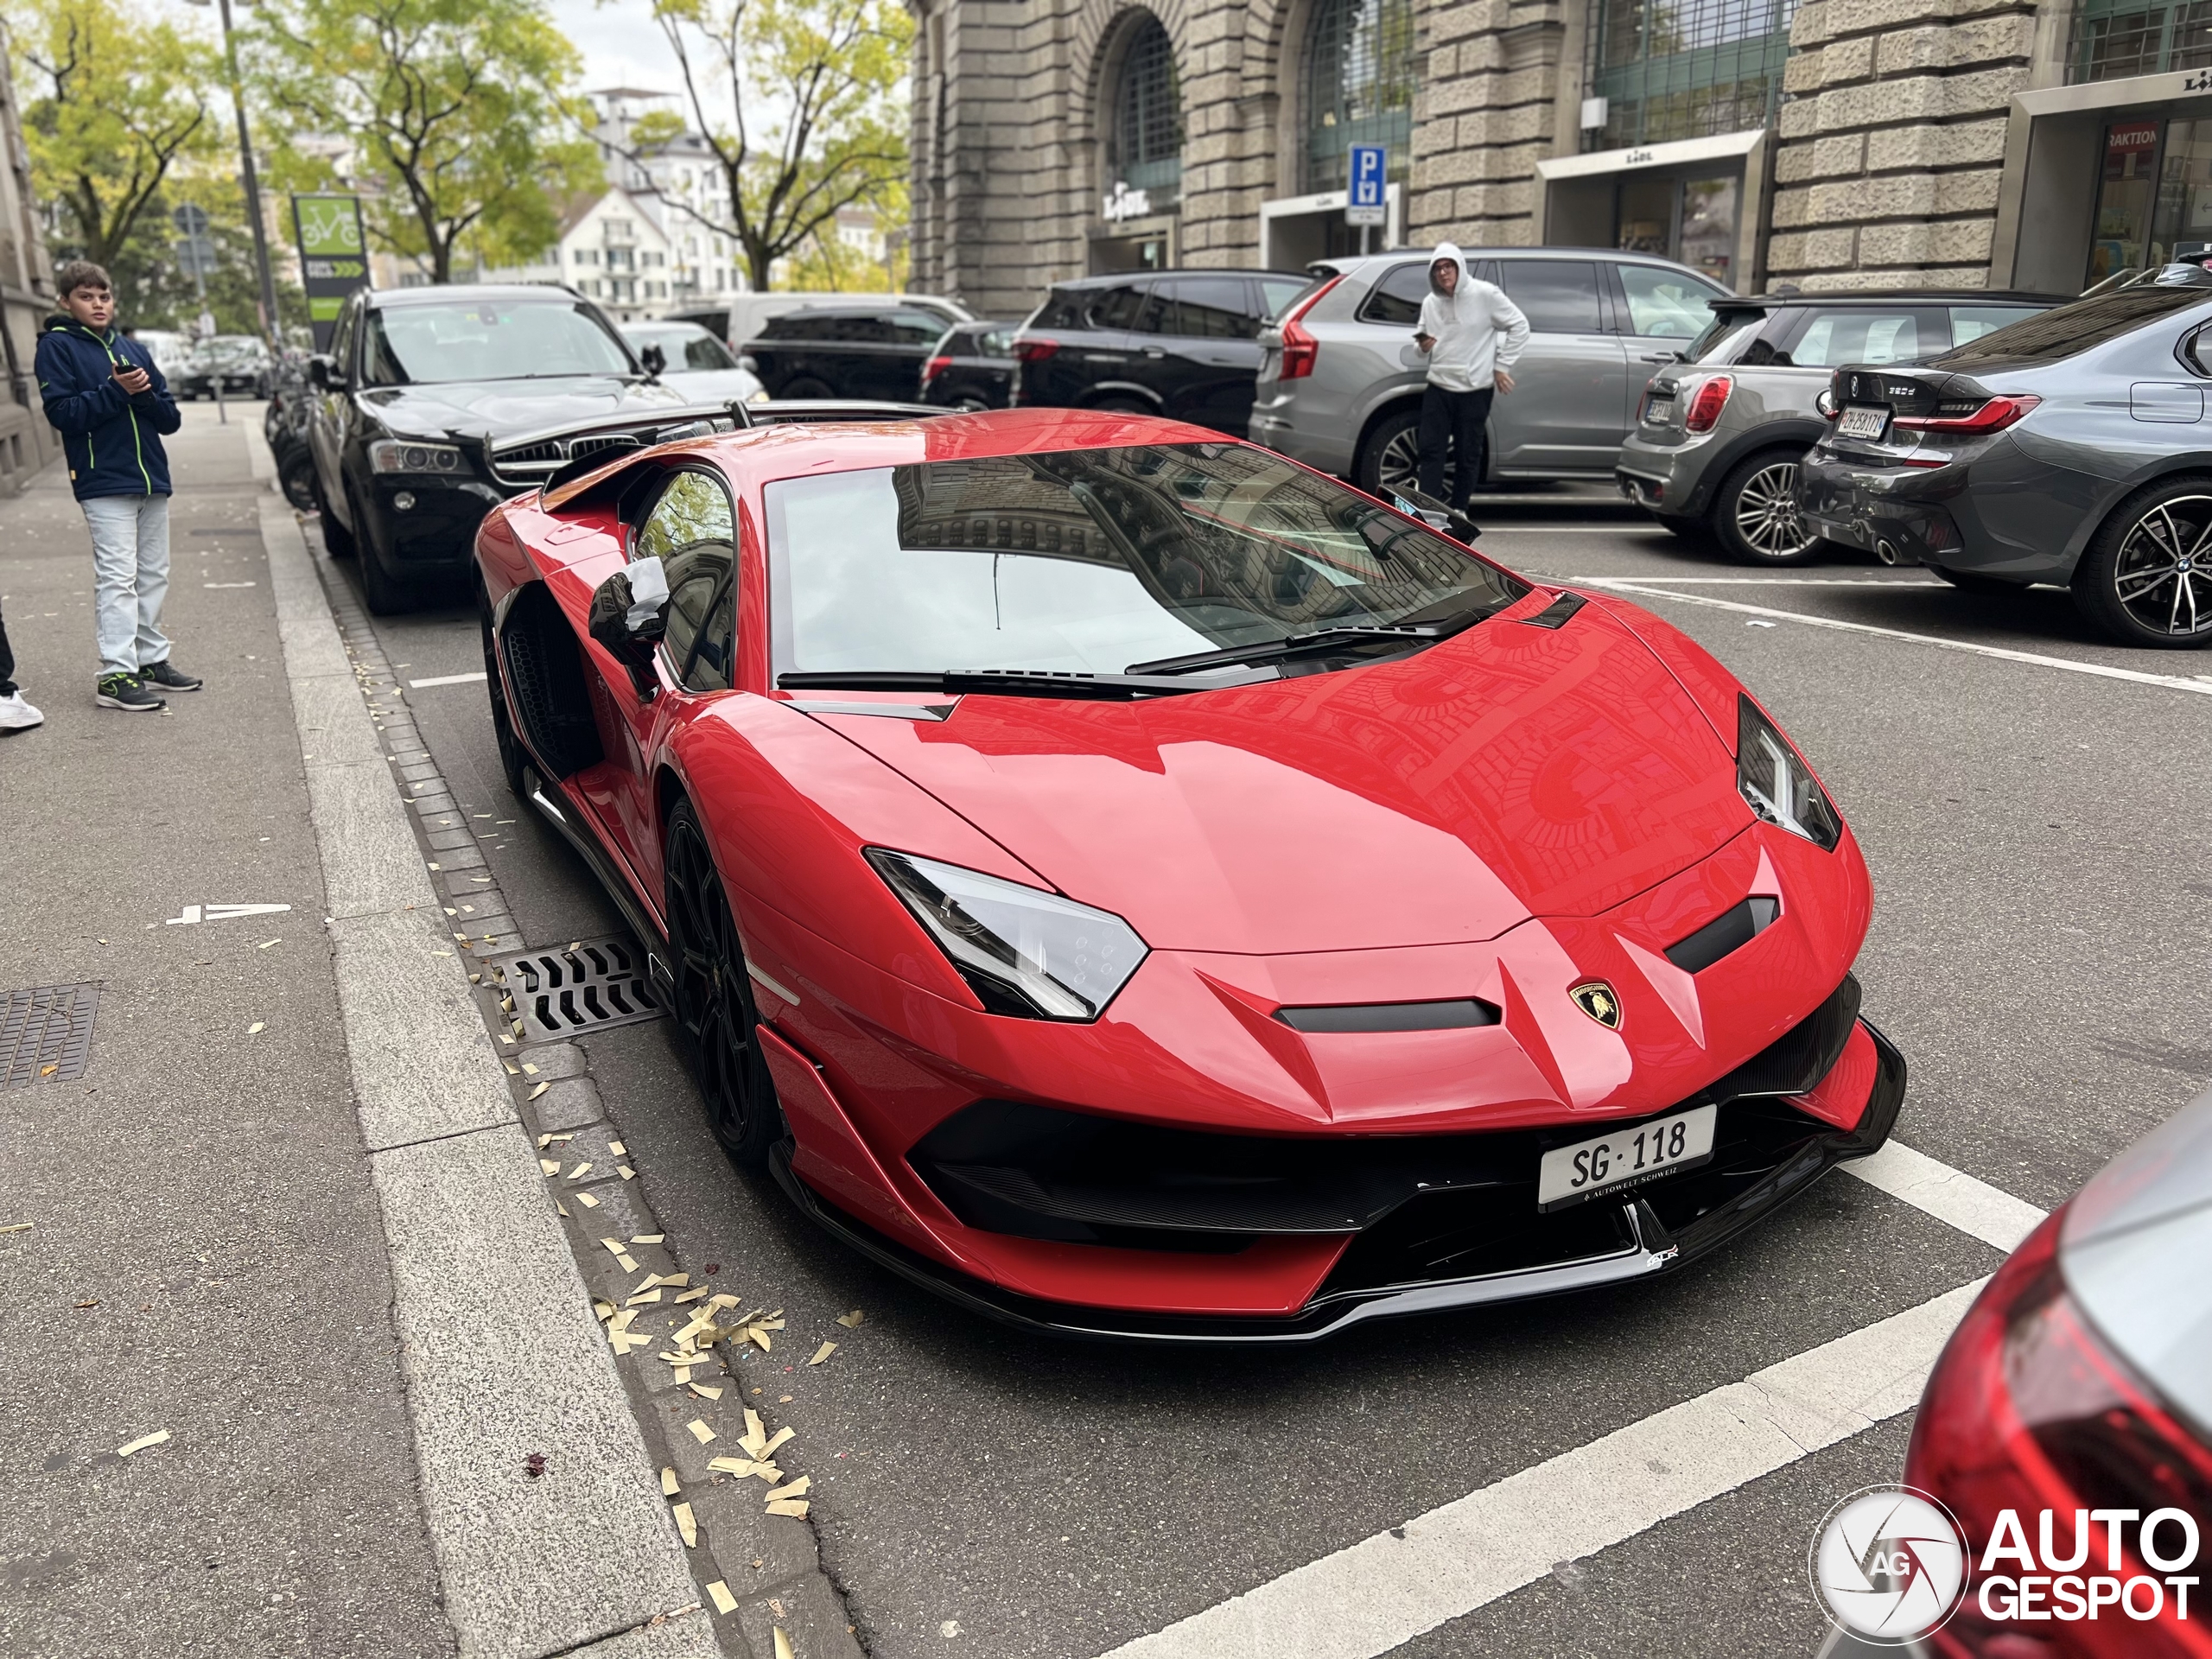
[248, 425, 862, 1659]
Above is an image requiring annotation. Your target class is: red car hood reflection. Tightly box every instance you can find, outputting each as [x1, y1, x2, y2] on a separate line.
[812, 605, 1751, 953]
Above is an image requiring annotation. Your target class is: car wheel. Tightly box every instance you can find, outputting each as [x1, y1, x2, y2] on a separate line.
[1929, 566, 2014, 594]
[1711, 450, 1825, 565]
[2071, 476, 2212, 646]
[664, 797, 781, 1165]
[952, 395, 991, 413]
[1356, 407, 1457, 501]
[278, 448, 319, 514]
[781, 378, 835, 399]
[352, 484, 410, 615]
[1088, 395, 1150, 415]
[479, 582, 528, 797]
[311, 469, 356, 558]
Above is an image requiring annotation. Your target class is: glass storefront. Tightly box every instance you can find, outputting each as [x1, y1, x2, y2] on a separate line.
[1585, 0, 1796, 150]
[2087, 114, 2212, 283]
[1614, 170, 1741, 284]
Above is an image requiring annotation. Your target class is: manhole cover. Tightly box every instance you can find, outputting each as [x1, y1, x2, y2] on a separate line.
[2, 983, 100, 1090]
[486, 936, 663, 1043]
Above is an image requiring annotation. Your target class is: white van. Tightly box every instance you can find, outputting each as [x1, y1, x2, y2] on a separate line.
[668, 292, 971, 354]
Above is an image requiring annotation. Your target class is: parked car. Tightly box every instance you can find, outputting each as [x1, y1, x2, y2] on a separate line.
[1013, 270, 1313, 435]
[304, 283, 702, 613]
[619, 320, 766, 405]
[479, 401, 1904, 1340]
[919, 321, 1019, 410]
[1798, 284, 2212, 644]
[743, 302, 982, 401]
[264, 355, 319, 512]
[178, 334, 274, 400]
[668, 292, 970, 356]
[1616, 290, 2063, 563]
[1247, 250, 1728, 496]
[133, 328, 195, 385]
[1901, 1082, 2211, 1658]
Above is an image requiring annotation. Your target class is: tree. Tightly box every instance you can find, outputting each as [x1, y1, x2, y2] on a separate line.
[12, 0, 224, 276]
[620, 0, 909, 293]
[245, 0, 601, 283]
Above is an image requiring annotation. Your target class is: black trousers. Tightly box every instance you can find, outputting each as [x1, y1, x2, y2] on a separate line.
[1417, 384, 1494, 511]
[0, 597, 14, 696]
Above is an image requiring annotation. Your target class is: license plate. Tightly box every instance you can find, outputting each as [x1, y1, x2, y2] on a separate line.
[1644, 394, 1674, 423]
[1536, 1103, 1717, 1211]
[1838, 405, 1889, 440]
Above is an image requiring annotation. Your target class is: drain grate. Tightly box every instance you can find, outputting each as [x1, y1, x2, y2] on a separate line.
[1, 983, 101, 1090]
[486, 936, 664, 1043]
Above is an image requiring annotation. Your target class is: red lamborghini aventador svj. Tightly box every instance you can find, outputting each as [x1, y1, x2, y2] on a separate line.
[474, 404, 1902, 1341]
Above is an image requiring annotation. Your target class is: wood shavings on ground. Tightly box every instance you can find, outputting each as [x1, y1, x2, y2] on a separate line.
[575, 1192, 600, 1208]
[632, 1233, 664, 1245]
[760, 1426, 793, 1460]
[765, 1476, 810, 1501]
[556, 1201, 571, 1217]
[686, 1419, 717, 1446]
[539, 1132, 576, 1148]
[246, 1022, 265, 1035]
[607, 1310, 652, 1355]
[539, 1159, 561, 1176]
[673, 1286, 710, 1305]
[707, 1581, 738, 1616]
[566, 1162, 591, 1180]
[522, 1061, 540, 1075]
[593, 1300, 616, 1322]
[773, 1629, 796, 1659]
[766, 1499, 810, 1518]
[0, 1222, 32, 1235]
[607, 1140, 626, 1154]
[739, 1411, 768, 1457]
[626, 1287, 663, 1306]
[619, 1166, 635, 1180]
[661, 1466, 681, 1497]
[707, 1455, 762, 1478]
[117, 1429, 170, 1457]
[809, 1341, 836, 1365]
[673, 1501, 697, 1547]
[528, 1083, 549, 1101]
[690, 1382, 723, 1399]
[835, 1309, 865, 1328]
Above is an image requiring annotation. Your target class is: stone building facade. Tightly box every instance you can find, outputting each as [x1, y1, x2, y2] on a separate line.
[911, 0, 2212, 313]
[0, 19, 59, 496]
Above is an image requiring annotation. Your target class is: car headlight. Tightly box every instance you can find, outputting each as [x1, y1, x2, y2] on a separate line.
[864, 849, 1147, 1020]
[1737, 696, 1841, 851]
[369, 438, 469, 475]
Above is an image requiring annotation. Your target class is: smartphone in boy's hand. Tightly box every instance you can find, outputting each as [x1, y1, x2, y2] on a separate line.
[111, 364, 150, 396]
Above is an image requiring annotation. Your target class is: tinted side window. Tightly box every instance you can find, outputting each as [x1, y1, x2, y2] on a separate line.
[331, 298, 362, 377]
[683, 334, 735, 371]
[1157, 277, 1260, 338]
[1780, 307, 1947, 366]
[979, 329, 1016, 357]
[1359, 262, 1433, 326]
[1499, 261, 1602, 332]
[1949, 305, 2040, 346]
[636, 470, 737, 692]
[1937, 287, 2204, 365]
[769, 314, 830, 342]
[1088, 284, 1149, 329]
[829, 315, 894, 344]
[1618, 264, 1719, 339]
[1032, 289, 1086, 329]
[1259, 276, 1308, 321]
[890, 310, 947, 345]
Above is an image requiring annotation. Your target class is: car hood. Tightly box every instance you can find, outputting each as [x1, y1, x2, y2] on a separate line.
[357, 376, 688, 439]
[813, 601, 1751, 954]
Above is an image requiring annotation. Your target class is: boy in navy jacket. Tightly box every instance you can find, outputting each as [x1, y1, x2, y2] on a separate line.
[35, 260, 201, 711]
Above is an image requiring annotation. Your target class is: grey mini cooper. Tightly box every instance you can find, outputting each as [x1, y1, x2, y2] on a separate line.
[1617, 291, 2059, 563]
[1800, 284, 2212, 645]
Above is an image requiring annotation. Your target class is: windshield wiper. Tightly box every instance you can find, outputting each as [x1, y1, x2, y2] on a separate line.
[1127, 620, 1471, 677]
[777, 668, 1273, 701]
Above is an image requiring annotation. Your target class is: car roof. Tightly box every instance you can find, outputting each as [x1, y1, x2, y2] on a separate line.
[1715, 289, 2069, 307]
[367, 283, 590, 309]
[1049, 270, 1304, 289]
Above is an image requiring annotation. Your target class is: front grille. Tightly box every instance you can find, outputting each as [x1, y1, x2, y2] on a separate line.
[487, 416, 744, 486]
[484, 936, 663, 1043]
[1, 983, 100, 1089]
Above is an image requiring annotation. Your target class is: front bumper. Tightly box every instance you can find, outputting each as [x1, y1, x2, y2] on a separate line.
[370, 474, 510, 566]
[771, 1001, 1907, 1344]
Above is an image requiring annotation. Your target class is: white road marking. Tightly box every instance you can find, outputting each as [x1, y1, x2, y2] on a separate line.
[164, 902, 293, 926]
[1840, 1141, 2046, 1252]
[1099, 1280, 1986, 1659]
[1583, 579, 2212, 696]
[1561, 575, 1946, 587]
[203, 581, 258, 588]
[1478, 524, 1670, 533]
[1100, 1141, 2047, 1659]
[408, 671, 488, 689]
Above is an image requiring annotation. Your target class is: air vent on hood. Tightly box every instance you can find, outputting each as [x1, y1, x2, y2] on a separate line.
[1665, 896, 1779, 973]
[1520, 592, 1587, 630]
[1274, 998, 1500, 1033]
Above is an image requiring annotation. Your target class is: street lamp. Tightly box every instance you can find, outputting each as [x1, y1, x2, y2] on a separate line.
[186, 0, 281, 343]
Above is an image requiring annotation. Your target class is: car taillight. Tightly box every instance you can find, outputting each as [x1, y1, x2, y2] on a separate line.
[1276, 275, 1344, 381]
[1906, 1211, 2212, 1658]
[1684, 375, 1733, 433]
[1014, 338, 1059, 364]
[1895, 394, 2041, 434]
[923, 354, 951, 384]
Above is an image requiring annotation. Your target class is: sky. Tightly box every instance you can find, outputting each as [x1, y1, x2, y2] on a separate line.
[548, 0, 687, 105]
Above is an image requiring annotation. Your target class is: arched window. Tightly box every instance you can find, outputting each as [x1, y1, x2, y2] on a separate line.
[1110, 16, 1183, 200]
[1305, 0, 1417, 194]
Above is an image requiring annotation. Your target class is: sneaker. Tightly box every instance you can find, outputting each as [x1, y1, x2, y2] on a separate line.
[95, 673, 165, 713]
[0, 690, 41, 732]
[140, 659, 203, 692]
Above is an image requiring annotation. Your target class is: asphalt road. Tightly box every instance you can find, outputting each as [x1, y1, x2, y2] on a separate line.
[331, 488, 2212, 1659]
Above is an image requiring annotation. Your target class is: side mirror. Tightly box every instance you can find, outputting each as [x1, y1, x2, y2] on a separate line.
[307, 355, 338, 391]
[736, 353, 760, 374]
[587, 556, 670, 701]
[639, 343, 667, 381]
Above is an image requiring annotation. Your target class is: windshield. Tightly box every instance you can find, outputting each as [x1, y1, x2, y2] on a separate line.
[626, 325, 740, 372]
[766, 442, 1528, 680]
[197, 336, 265, 365]
[1934, 287, 2208, 367]
[363, 299, 632, 385]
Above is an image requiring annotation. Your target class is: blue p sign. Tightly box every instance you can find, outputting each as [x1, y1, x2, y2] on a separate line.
[1349, 145, 1387, 207]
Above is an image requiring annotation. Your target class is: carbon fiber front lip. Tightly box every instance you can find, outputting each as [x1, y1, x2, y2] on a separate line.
[766, 1020, 1909, 1345]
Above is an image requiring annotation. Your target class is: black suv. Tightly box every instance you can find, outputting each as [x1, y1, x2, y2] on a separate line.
[1013, 270, 1311, 434]
[744, 303, 969, 401]
[305, 283, 697, 613]
[919, 321, 1018, 410]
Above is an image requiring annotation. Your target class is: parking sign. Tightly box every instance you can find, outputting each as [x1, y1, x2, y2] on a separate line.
[1347, 145, 1387, 226]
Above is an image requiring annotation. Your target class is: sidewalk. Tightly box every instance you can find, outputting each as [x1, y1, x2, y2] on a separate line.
[0, 406, 453, 1655]
[0, 407, 712, 1657]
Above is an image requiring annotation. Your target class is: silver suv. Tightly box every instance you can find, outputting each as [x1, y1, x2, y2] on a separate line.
[1616, 290, 2061, 563]
[1249, 249, 1727, 494]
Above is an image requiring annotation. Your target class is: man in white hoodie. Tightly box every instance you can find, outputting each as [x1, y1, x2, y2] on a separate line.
[1414, 244, 1529, 518]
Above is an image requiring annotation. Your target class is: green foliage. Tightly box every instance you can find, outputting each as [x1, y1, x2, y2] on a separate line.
[245, 0, 602, 283]
[111, 178, 310, 337]
[626, 0, 910, 292]
[11, 0, 225, 274]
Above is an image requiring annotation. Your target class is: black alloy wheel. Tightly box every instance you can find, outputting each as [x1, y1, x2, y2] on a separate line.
[352, 481, 409, 615]
[664, 798, 780, 1164]
[1357, 406, 1461, 502]
[781, 377, 835, 399]
[478, 584, 529, 796]
[951, 394, 991, 413]
[278, 448, 319, 514]
[1087, 395, 1151, 416]
[1711, 449, 1825, 565]
[2073, 478, 2212, 646]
